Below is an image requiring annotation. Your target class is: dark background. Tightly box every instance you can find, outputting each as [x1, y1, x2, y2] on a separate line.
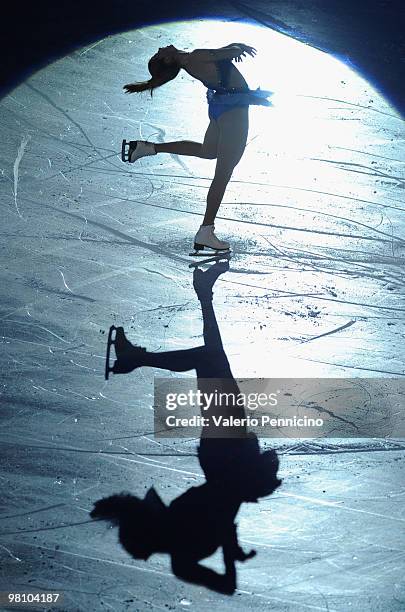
[1, 0, 404, 116]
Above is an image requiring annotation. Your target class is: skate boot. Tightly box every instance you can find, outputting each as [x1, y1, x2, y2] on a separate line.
[121, 140, 156, 163]
[191, 224, 230, 256]
[193, 259, 230, 300]
[105, 326, 147, 380]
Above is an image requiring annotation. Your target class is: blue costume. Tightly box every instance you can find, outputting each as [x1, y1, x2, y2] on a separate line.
[203, 59, 273, 121]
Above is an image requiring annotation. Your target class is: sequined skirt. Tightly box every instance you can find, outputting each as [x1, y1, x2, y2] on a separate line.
[206, 87, 273, 120]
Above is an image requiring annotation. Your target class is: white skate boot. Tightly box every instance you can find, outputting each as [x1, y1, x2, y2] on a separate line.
[121, 140, 156, 163]
[191, 224, 230, 255]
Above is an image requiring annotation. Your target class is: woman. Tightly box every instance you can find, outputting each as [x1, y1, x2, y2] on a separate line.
[121, 43, 272, 253]
[93, 262, 281, 593]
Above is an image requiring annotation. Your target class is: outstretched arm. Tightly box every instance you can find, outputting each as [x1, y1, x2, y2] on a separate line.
[224, 523, 257, 563]
[172, 555, 236, 595]
[190, 43, 257, 62]
[171, 525, 256, 594]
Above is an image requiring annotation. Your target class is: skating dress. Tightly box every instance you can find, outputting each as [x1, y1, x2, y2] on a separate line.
[202, 59, 273, 121]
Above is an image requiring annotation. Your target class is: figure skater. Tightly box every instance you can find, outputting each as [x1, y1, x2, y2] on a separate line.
[121, 43, 272, 254]
[91, 262, 281, 594]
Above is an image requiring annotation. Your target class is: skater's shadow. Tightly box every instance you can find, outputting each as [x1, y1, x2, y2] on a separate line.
[91, 260, 281, 595]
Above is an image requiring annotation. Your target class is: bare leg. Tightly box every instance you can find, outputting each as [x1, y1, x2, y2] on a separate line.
[114, 340, 206, 372]
[111, 328, 224, 378]
[203, 107, 249, 226]
[154, 141, 212, 157]
[154, 119, 219, 158]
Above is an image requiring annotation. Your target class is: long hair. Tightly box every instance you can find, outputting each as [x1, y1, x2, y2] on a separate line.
[90, 489, 168, 559]
[123, 56, 180, 97]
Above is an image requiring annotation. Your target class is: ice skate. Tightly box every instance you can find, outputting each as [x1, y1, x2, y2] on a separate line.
[121, 140, 156, 163]
[193, 260, 230, 300]
[190, 224, 231, 256]
[188, 251, 231, 269]
[105, 325, 147, 380]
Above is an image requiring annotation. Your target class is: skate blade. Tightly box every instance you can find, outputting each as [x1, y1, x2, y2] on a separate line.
[189, 248, 231, 257]
[121, 139, 129, 162]
[105, 325, 117, 380]
[188, 251, 231, 268]
[190, 242, 231, 257]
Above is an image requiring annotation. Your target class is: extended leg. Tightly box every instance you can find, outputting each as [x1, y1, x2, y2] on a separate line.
[154, 141, 213, 158]
[123, 120, 219, 162]
[154, 119, 218, 158]
[105, 326, 214, 379]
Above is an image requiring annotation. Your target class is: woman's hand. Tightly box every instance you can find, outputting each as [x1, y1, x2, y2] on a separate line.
[234, 44, 257, 62]
[234, 547, 257, 562]
[190, 44, 257, 63]
[123, 83, 139, 94]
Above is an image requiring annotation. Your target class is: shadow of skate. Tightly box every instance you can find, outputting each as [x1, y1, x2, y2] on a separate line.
[91, 260, 281, 595]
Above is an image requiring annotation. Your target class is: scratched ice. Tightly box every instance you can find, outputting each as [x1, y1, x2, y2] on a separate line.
[0, 18, 404, 612]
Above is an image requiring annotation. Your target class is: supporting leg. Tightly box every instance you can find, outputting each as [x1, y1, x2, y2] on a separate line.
[203, 167, 234, 226]
[202, 107, 249, 226]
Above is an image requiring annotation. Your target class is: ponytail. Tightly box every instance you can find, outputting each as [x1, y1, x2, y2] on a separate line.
[123, 56, 180, 97]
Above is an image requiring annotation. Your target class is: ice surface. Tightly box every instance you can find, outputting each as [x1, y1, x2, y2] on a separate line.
[0, 19, 404, 612]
